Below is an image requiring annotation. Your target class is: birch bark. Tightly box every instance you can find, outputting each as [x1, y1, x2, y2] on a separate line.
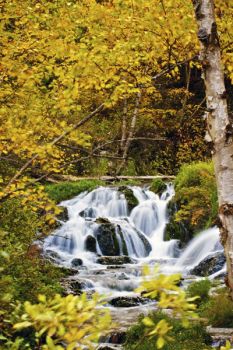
[192, 0, 233, 294]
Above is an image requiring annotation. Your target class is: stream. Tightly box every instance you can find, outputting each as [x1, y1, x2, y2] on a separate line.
[43, 184, 225, 349]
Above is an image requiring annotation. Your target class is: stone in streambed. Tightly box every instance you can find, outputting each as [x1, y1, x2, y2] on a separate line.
[95, 220, 125, 256]
[68, 278, 94, 295]
[118, 186, 139, 213]
[190, 251, 225, 276]
[79, 207, 97, 218]
[97, 256, 137, 265]
[109, 296, 147, 308]
[71, 258, 83, 267]
[84, 235, 97, 253]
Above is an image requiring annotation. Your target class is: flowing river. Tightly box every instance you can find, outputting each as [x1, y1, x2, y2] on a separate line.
[43, 184, 225, 347]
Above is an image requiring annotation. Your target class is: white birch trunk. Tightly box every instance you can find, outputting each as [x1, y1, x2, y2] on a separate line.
[116, 91, 141, 174]
[192, 0, 233, 294]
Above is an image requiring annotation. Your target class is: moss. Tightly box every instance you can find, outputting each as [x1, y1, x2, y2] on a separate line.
[118, 186, 139, 212]
[45, 179, 104, 203]
[124, 312, 212, 350]
[166, 162, 218, 243]
[150, 178, 167, 196]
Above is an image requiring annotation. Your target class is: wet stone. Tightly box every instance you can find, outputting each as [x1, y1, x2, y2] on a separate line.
[109, 296, 147, 308]
[190, 251, 225, 276]
[71, 258, 83, 267]
[97, 256, 137, 265]
[84, 235, 97, 253]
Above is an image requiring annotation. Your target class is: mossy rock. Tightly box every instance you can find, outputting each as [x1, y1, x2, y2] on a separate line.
[95, 221, 122, 256]
[150, 179, 167, 196]
[56, 206, 69, 222]
[164, 198, 194, 247]
[118, 186, 139, 212]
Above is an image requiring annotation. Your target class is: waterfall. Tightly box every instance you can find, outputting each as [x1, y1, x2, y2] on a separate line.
[44, 183, 222, 274]
[175, 227, 221, 270]
[44, 184, 177, 263]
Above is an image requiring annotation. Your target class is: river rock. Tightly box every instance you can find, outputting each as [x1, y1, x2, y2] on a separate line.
[97, 256, 137, 265]
[190, 251, 226, 276]
[95, 220, 122, 256]
[118, 186, 139, 212]
[136, 230, 152, 255]
[85, 235, 97, 253]
[79, 207, 97, 218]
[56, 206, 69, 222]
[71, 258, 83, 267]
[109, 296, 146, 307]
[68, 279, 94, 294]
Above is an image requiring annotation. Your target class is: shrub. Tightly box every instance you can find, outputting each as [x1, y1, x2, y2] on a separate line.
[124, 312, 212, 350]
[186, 279, 212, 306]
[150, 179, 167, 196]
[174, 161, 218, 232]
[45, 179, 104, 203]
[202, 292, 233, 328]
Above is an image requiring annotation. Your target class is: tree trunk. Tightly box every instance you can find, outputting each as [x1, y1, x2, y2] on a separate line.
[120, 99, 128, 151]
[116, 91, 141, 175]
[192, 0, 233, 295]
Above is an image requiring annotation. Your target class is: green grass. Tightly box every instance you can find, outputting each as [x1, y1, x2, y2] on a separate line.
[45, 179, 104, 203]
[201, 292, 233, 328]
[124, 312, 212, 350]
[186, 279, 212, 307]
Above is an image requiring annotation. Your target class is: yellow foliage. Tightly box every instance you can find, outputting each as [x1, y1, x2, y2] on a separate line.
[14, 293, 111, 350]
[136, 266, 198, 348]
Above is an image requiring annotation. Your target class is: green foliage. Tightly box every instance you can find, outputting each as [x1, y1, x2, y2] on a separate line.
[45, 180, 103, 203]
[202, 292, 233, 328]
[0, 199, 66, 344]
[186, 279, 212, 306]
[124, 312, 212, 350]
[174, 161, 218, 232]
[150, 179, 167, 196]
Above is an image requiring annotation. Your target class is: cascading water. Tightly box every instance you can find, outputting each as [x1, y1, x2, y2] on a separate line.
[175, 227, 221, 270]
[44, 183, 223, 276]
[44, 183, 179, 265]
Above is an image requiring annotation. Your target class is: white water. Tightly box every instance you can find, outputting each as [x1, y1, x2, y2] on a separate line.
[44, 184, 223, 275]
[174, 227, 221, 271]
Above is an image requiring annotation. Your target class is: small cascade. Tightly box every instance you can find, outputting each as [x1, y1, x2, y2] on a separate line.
[175, 227, 222, 270]
[44, 183, 178, 264]
[44, 183, 223, 278]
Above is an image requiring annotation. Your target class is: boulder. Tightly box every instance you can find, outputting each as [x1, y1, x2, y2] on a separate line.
[95, 221, 121, 256]
[118, 186, 139, 212]
[56, 206, 69, 222]
[136, 230, 152, 256]
[190, 251, 225, 276]
[85, 235, 97, 253]
[97, 256, 137, 265]
[79, 207, 97, 219]
[109, 296, 146, 308]
[71, 258, 83, 267]
[69, 279, 94, 295]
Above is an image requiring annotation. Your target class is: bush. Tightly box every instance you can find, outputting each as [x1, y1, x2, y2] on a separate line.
[165, 162, 218, 242]
[150, 179, 167, 196]
[186, 279, 212, 306]
[45, 179, 104, 203]
[202, 292, 233, 328]
[0, 199, 66, 309]
[174, 161, 218, 229]
[124, 312, 212, 350]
